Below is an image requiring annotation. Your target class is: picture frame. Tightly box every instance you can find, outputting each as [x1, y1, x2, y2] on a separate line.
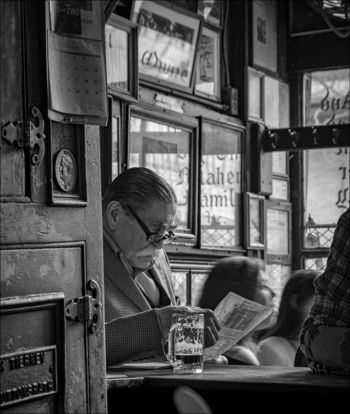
[50, 123, 87, 207]
[264, 199, 292, 264]
[131, 0, 201, 91]
[197, 0, 222, 27]
[271, 178, 289, 201]
[244, 192, 265, 249]
[195, 25, 221, 101]
[105, 14, 138, 100]
[263, 75, 290, 128]
[252, 0, 278, 73]
[247, 66, 263, 121]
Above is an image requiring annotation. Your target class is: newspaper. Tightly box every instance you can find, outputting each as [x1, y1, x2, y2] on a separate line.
[204, 292, 274, 361]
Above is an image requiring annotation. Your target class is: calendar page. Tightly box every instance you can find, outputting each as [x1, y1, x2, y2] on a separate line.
[47, 1, 108, 125]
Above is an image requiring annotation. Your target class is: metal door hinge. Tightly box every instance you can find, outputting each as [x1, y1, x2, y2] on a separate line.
[1, 106, 45, 165]
[65, 279, 102, 335]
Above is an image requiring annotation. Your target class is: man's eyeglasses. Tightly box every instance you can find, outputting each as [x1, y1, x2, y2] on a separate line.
[125, 205, 177, 246]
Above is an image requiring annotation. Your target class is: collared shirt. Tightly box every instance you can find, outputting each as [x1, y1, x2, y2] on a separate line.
[300, 207, 350, 373]
[103, 228, 169, 308]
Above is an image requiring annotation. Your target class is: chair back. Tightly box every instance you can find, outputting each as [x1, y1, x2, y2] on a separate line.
[173, 386, 212, 414]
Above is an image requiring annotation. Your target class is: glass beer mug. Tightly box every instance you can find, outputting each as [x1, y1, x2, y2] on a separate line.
[167, 313, 204, 374]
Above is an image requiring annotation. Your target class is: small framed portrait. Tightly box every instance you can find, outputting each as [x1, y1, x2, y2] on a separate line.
[263, 75, 290, 128]
[195, 25, 221, 100]
[252, 0, 278, 73]
[132, 0, 201, 91]
[105, 14, 138, 100]
[247, 67, 263, 121]
[244, 192, 265, 249]
[264, 199, 292, 264]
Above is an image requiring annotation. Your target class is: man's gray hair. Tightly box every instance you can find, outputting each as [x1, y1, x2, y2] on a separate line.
[102, 167, 177, 212]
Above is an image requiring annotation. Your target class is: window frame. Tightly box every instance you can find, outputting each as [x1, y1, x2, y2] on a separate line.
[198, 116, 245, 251]
[105, 14, 139, 101]
[127, 104, 199, 246]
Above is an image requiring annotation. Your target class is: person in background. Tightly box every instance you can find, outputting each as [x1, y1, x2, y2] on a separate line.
[198, 256, 277, 365]
[300, 207, 350, 374]
[103, 167, 220, 365]
[257, 269, 319, 367]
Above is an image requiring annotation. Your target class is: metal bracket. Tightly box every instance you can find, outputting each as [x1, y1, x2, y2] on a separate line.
[1, 106, 45, 165]
[65, 279, 102, 335]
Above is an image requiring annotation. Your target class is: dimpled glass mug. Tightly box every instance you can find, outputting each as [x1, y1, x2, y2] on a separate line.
[167, 313, 204, 374]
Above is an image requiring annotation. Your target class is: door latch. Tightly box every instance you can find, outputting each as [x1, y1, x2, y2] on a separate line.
[1, 106, 45, 165]
[65, 279, 102, 335]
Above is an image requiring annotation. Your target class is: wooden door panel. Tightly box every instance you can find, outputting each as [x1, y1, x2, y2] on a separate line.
[1, 294, 64, 413]
[0, 244, 90, 412]
[0, 2, 106, 412]
[0, 0, 26, 197]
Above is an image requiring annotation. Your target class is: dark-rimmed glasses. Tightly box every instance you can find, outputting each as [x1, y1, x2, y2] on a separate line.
[125, 205, 177, 246]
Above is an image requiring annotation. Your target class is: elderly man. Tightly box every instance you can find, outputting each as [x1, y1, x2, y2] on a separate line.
[103, 167, 220, 365]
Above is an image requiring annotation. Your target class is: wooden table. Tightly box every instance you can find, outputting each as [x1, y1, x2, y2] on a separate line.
[107, 364, 350, 413]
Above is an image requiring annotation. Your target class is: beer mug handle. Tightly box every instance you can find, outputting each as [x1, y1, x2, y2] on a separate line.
[167, 322, 180, 365]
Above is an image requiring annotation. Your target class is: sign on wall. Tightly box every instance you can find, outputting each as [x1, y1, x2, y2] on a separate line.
[132, 0, 201, 91]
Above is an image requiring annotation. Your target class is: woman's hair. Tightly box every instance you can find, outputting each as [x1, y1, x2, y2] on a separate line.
[102, 167, 177, 212]
[198, 256, 265, 310]
[261, 269, 319, 340]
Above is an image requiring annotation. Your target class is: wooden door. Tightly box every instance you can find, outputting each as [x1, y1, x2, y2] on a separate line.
[0, 1, 107, 413]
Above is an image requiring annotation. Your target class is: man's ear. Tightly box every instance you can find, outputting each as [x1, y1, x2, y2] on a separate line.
[105, 200, 122, 230]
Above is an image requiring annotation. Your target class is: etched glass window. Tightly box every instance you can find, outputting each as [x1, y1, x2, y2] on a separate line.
[200, 122, 242, 248]
[129, 115, 190, 231]
[303, 68, 350, 248]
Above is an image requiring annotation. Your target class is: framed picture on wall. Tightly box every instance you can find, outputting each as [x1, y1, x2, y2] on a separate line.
[244, 192, 265, 249]
[263, 75, 290, 128]
[132, 0, 201, 91]
[195, 25, 221, 100]
[264, 199, 292, 264]
[105, 15, 138, 100]
[252, 0, 277, 73]
[247, 66, 263, 121]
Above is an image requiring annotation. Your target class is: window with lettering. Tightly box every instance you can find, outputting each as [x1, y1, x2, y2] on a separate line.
[303, 68, 350, 254]
[200, 120, 242, 248]
[129, 114, 191, 232]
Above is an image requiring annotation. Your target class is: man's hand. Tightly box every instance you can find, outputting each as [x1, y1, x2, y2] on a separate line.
[156, 306, 220, 347]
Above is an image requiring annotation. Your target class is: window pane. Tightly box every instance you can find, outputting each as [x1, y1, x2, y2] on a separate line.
[105, 24, 128, 90]
[304, 68, 349, 126]
[191, 273, 209, 306]
[265, 263, 291, 309]
[304, 148, 349, 247]
[303, 68, 350, 248]
[173, 272, 187, 305]
[201, 122, 242, 248]
[129, 116, 190, 230]
[304, 257, 328, 273]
